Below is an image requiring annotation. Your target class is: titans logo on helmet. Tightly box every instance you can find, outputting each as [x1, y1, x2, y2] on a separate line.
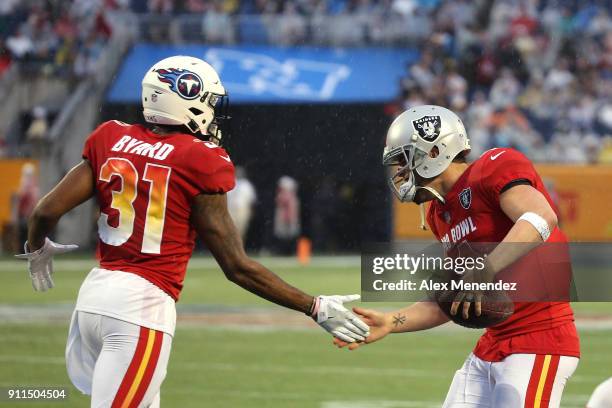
[155, 68, 203, 100]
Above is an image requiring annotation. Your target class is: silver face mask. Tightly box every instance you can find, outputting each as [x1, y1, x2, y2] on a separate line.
[389, 166, 416, 202]
[384, 145, 445, 204]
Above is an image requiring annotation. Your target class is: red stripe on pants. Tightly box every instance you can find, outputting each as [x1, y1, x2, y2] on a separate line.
[111, 327, 149, 408]
[525, 355, 545, 407]
[539, 355, 560, 408]
[128, 330, 164, 408]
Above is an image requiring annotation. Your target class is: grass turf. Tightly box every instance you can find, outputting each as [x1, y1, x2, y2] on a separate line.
[0, 256, 610, 407]
[0, 324, 610, 407]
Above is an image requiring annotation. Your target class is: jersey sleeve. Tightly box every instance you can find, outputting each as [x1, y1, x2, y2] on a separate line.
[187, 144, 235, 195]
[82, 121, 116, 170]
[479, 148, 538, 204]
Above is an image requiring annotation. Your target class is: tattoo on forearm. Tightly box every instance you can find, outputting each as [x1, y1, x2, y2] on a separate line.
[392, 314, 406, 327]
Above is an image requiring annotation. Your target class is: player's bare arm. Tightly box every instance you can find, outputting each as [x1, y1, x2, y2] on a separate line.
[191, 193, 370, 342]
[26, 160, 95, 250]
[16, 160, 94, 291]
[333, 301, 449, 350]
[191, 192, 314, 313]
[450, 183, 558, 318]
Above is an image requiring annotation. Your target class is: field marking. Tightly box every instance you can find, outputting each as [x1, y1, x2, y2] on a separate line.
[0, 355, 65, 365]
[1, 304, 612, 332]
[0, 255, 361, 272]
[176, 361, 431, 378]
[0, 354, 597, 407]
[0, 353, 430, 378]
[2, 352, 609, 386]
[322, 401, 439, 408]
[163, 386, 335, 401]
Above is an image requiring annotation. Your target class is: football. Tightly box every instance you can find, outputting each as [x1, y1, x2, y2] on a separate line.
[435, 288, 514, 329]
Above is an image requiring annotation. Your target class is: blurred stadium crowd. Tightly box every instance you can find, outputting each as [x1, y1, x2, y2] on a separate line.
[387, 0, 612, 163]
[0, 0, 610, 163]
[0, 0, 113, 78]
[0, 0, 610, 254]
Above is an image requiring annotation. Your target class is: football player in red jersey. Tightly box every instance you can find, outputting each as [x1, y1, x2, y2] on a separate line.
[335, 105, 580, 407]
[16, 56, 369, 408]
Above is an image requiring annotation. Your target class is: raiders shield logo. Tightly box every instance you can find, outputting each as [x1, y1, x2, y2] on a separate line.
[413, 115, 441, 141]
[459, 187, 471, 209]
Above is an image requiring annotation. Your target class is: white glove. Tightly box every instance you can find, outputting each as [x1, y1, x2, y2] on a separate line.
[15, 238, 78, 292]
[311, 294, 370, 343]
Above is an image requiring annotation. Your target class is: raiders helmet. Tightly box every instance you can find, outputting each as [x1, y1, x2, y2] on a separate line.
[383, 105, 470, 203]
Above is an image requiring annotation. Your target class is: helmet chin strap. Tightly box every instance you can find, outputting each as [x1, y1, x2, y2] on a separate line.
[415, 186, 445, 230]
[417, 186, 445, 204]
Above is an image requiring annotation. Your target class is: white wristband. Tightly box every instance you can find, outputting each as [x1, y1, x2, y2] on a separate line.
[517, 212, 551, 241]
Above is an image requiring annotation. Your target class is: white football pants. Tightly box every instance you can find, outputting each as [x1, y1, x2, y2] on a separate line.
[587, 377, 612, 408]
[443, 352, 578, 408]
[66, 311, 172, 408]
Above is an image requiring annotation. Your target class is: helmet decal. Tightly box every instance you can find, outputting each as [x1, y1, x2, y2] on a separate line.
[156, 68, 203, 100]
[413, 115, 441, 142]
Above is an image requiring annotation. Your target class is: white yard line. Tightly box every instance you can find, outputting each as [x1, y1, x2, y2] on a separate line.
[321, 401, 440, 408]
[0, 355, 65, 365]
[0, 255, 361, 272]
[1, 304, 611, 331]
[0, 353, 609, 386]
[0, 354, 430, 378]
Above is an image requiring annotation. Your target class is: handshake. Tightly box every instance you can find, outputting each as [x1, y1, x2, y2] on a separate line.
[311, 294, 370, 343]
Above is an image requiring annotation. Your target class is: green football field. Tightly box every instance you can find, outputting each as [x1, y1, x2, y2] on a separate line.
[0, 256, 610, 407]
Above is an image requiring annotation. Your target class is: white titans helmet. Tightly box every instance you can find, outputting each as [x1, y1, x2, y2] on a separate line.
[142, 55, 229, 143]
[382, 105, 470, 203]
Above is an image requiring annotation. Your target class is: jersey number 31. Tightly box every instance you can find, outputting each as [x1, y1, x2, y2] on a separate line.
[97, 158, 171, 254]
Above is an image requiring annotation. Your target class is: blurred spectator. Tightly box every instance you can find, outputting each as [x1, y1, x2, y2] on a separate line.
[276, 1, 307, 45]
[489, 68, 520, 109]
[509, 3, 538, 38]
[402, 87, 426, 110]
[147, 0, 173, 14]
[465, 90, 492, 156]
[185, 0, 208, 13]
[445, 61, 468, 110]
[545, 59, 574, 92]
[26, 106, 49, 142]
[568, 95, 597, 132]
[0, 40, 12, 75]
[598, 138, 612, 164]
[0, 0, 19, 15]
[311, 176, 340, 251]
[73, 32, 106, 78]
[227, 167, 257, 242]
[273, 176, 300, 255]
[6, 28, 34, 59]
[12, 163, 39, 246]
[202, 1, 234, 44]
[409, 50, 435, 90]
[0, 134, 7, 158]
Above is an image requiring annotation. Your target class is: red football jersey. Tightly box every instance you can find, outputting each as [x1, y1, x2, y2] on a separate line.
[427, 148, 580, 361]
[82, 120, 235, 301]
